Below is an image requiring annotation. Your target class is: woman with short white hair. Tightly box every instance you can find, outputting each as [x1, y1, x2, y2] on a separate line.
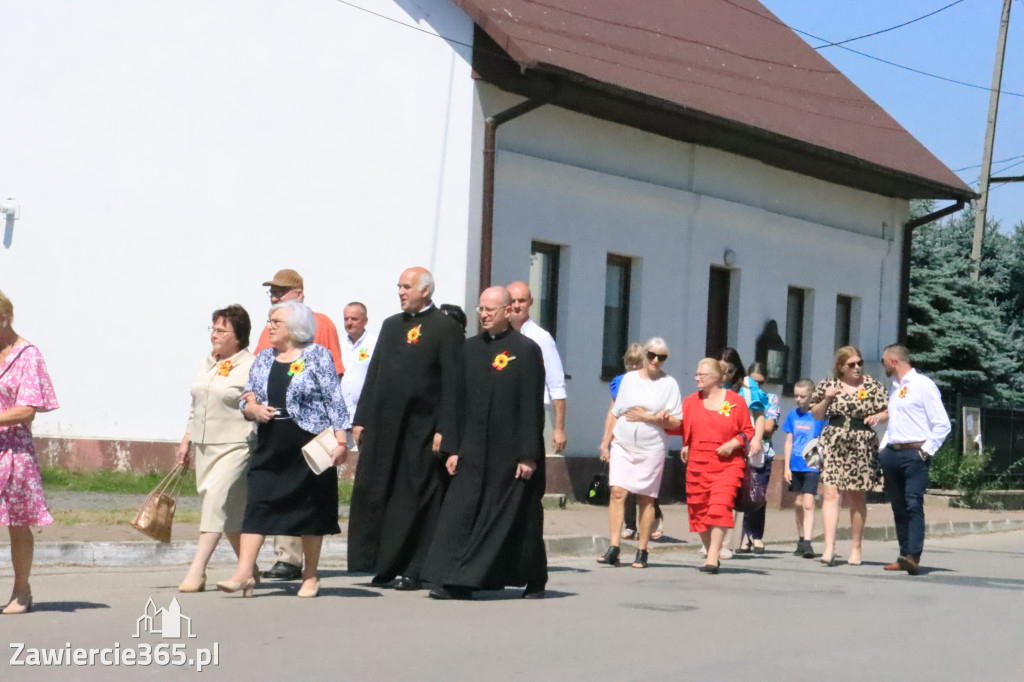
[218, 301, 350, 598]
[598, 337, 682, 569]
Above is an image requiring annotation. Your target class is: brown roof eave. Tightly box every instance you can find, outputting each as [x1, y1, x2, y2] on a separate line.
[470, 26, 975, 203]
[534, 63, 978, 202]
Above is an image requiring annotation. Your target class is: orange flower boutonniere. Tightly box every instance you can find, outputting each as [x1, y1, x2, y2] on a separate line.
[217, 360, 233, 377]
[358, 348, 370, 362]
[492, 350, 516, 371]
[856, 388, 868, 401]
[718, 401, 734, 416]
[288, 359, 305, 377]
[407, 325, 422, 344]
[898, 386, 908, 399]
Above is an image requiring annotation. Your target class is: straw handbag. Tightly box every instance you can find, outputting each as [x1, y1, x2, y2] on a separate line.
[130, 463, 187, 543]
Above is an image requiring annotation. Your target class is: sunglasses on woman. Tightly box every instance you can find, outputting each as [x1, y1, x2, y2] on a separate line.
[846, 360, 864, 368]
[647, 352, 668, 362]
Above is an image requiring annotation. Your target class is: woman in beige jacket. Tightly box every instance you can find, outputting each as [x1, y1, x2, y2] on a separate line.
[176, 305, 256, 592]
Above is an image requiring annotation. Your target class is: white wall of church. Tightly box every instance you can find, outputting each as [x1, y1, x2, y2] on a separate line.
[0, 0, 477, 441]
[483, 85, 908, 453]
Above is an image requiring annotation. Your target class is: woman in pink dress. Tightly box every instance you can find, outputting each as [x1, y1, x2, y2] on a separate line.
[0, 290, 59, 614]
[683, 358, 753, 574]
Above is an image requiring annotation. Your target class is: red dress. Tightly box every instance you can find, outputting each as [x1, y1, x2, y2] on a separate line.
[683, 390, 753, 532]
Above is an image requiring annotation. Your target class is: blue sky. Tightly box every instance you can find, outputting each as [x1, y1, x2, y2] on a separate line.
[762, 0, 1024, 231]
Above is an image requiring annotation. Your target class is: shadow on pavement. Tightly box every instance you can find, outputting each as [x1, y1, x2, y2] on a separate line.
[472, 589, 576, 601]
[33, 601, 111, 613]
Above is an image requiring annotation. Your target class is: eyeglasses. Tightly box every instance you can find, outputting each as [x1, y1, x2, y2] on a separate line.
[694, 372, 711, 378]
[268, 287, 293, 298]
[208, 326, 233, 336]
[266, 319, 286, 328]
[475, 305, 504, 314]
[846, 360, 864, 368]
[647, 352, 668, 362]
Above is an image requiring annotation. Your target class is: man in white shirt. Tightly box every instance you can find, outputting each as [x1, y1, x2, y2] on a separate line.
[508, 281, 567, 454]
[340, 302, 377, 446]
[878, 344, 951, 575]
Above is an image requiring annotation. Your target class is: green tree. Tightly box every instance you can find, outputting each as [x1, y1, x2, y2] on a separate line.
[907, 202, 1018, 401]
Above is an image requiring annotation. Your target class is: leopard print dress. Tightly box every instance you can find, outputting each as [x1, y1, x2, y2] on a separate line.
[811, 375, 888, 491]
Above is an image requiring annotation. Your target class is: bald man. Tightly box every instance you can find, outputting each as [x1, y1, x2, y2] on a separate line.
[347, 267, 464, 591]
[423, 287, 547, 599]
[508, 281, 567, 454]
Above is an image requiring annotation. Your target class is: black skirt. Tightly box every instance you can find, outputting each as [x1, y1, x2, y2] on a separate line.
[241, 361, 339, 536]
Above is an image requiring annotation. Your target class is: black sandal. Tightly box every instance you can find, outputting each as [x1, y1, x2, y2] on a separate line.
[631, 549, 648, 568]
[597, 545, 621, 566]
[699, 561, 720, 574]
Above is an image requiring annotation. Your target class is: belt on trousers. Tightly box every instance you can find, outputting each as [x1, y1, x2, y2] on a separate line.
[827, 415, 873, 432]
[888, 441, 925, 450]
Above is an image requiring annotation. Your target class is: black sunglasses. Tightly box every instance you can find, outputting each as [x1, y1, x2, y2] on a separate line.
[647, 352, 668, 362]
[845, 360, 864, 368]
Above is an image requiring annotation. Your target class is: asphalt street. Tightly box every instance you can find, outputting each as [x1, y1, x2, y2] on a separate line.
[2, 531, 1022, 681]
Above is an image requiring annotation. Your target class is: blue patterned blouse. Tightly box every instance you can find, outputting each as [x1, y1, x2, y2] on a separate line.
[240, 344, 350, 434]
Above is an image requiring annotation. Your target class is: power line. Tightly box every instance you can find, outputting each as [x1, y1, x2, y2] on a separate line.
[813, 1, 966, 49]
[956, 153, 1024, 173]
[721, 0, 1024, 98]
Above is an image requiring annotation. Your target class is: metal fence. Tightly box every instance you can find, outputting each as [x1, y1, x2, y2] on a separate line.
[945, 395, 1024, 485]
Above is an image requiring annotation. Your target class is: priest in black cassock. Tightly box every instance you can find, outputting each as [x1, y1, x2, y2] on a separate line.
[347, 267, 464, 590]
[423, 286, 548, 600]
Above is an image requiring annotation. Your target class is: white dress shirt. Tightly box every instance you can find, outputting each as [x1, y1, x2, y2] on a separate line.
[519, 318, 567, 405]
[880, 368, 951, 456]
[340, 331, 377, 420]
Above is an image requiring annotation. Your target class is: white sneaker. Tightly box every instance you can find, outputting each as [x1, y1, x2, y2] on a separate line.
[699, 547, 707, 557]
[719, 548, 734, 560]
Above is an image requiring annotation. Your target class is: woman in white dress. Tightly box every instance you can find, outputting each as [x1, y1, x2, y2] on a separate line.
[598, 337, 682, 568]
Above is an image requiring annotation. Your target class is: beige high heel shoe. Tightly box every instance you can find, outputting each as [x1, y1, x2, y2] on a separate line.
[2, 589, 33, 615]
[297, 577, 320, 598]
[216, 577, 256, 597]
[178, 574, 206, 593]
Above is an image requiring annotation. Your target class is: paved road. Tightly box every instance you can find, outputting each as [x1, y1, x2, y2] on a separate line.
[3, 531, 1022, 681]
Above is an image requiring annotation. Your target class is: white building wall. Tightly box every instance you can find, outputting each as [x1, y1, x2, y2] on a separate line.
[0, 0, 477, 441]
[485, 87, 908, 452]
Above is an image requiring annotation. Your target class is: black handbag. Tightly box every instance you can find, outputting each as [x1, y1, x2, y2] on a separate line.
[587, 464, 610, 506]
[737, 461, 767, 513]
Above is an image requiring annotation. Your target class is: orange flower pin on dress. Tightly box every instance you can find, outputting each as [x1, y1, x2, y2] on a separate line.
[288, 359, 305, 377]
[492, 350, 516, 370]
[856, 388, 868, 401]
[898, 386, 908, 399]
[217, 361, 233, 377]
[718, 401, 734, 416]
[358, 348, 370, 362]
[407, 325, 422, 344]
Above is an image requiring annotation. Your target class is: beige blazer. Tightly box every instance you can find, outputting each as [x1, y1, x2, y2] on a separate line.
[186, 349, 256, 444]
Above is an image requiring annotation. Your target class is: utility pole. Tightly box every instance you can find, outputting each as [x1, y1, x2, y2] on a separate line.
[971, 0, 1012, 281]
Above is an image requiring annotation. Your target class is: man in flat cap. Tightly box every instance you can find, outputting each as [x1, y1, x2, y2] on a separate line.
[255, 268, 345, 582]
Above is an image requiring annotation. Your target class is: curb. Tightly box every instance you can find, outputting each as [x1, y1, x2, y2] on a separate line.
[5, 519, 1023, 567]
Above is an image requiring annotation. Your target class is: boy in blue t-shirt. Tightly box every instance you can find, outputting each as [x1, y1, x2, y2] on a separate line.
[782, 378, 826, 559]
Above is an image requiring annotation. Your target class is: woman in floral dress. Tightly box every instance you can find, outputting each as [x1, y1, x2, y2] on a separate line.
[0, 290, 59, 614]
[810, 346, 888, 566]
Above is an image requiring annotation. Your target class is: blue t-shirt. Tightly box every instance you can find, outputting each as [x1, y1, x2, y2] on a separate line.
[609, 374, 624, 400]
[782, 408, 825, 472]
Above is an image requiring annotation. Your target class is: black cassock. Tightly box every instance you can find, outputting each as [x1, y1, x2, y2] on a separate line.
[347, 306, 464, 580]
[422, 327, 547, 591]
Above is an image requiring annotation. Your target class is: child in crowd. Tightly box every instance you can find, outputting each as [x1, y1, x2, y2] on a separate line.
[782, 378, 826, 558]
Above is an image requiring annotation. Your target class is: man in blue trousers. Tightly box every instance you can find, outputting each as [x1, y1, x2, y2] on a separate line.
[878, 344, 951, 575]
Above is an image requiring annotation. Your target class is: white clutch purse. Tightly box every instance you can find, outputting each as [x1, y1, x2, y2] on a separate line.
[302, 427, 339, 475]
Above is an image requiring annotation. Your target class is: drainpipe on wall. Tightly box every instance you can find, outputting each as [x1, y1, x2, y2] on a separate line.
[480, 89, 557, 293]
[898, 200, 966, 343]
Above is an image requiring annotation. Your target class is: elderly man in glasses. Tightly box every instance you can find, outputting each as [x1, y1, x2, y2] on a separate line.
[253, 268, 345, 582]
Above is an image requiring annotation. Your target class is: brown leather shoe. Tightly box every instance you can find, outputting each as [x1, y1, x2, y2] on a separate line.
[883, 560, 903, 571]
[897, 555, 920, 575]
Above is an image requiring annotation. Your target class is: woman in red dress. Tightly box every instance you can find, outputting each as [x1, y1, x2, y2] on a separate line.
[683, 358, 753, 573]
